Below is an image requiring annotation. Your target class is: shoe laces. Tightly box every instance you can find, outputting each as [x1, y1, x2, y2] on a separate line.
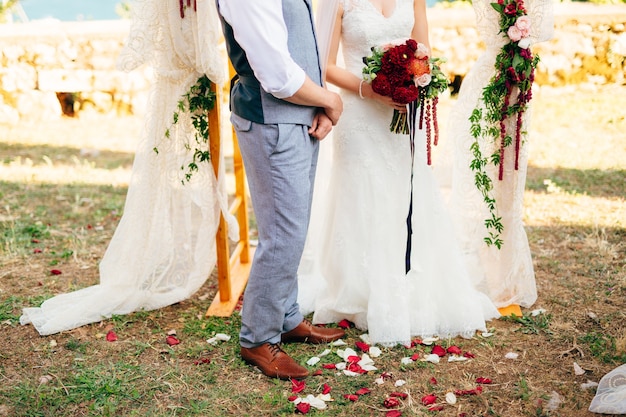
[268, 343, 284, 358]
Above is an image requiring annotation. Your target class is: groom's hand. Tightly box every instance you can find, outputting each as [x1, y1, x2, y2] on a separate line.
[309, 111, 333, 141]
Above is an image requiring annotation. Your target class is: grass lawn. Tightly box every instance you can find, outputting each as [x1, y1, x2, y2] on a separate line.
[0, 84, 624, 416]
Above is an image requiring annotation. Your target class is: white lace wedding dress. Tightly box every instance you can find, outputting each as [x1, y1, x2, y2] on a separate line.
[298, 0, 499, 347]
[439, 0, 554, 308]
[20, 0, 237, 336]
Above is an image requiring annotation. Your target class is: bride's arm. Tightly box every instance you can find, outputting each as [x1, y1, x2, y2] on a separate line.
[324, 4, 406, 111]
[411, 0, 431, 52]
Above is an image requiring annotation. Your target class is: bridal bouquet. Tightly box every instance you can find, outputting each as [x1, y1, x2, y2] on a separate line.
[469, 0, 540, 248]
[362, 39, 449, 165]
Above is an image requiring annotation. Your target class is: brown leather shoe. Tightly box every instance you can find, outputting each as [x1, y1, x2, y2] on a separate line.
[281, 319, 345, 344]
[240, 343, 308, 380]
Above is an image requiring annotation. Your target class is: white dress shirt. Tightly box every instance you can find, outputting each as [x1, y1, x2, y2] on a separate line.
[217, 0, 306, 99]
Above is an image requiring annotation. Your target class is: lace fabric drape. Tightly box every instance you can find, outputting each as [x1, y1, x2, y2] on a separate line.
[437, 0, 554, 308]
[20, 0, 237, 335]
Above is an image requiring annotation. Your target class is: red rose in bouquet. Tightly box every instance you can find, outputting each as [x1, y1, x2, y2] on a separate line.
[362, 39, 449, 165]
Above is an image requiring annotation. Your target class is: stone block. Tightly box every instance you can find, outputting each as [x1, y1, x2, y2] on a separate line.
[38, 69, 94, 92]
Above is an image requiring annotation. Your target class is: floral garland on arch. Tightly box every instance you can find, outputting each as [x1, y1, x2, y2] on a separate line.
[159, 74, 217, 184]
[469, 0, 540, 249]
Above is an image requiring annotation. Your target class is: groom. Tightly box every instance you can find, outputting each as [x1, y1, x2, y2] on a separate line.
[216, 0, 345, 380]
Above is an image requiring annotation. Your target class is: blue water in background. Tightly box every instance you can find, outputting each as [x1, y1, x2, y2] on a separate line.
[20, 0, 121, 21]
[19, 0, 439, 22]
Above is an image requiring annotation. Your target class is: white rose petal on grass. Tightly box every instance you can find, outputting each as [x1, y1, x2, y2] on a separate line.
[337, 348, 357, 360]
[445, 392, 457, 405]
[317, 393, 333, 402]
[369, 346, 382, 357]
[423, 354, 441, 364]
[394, 379, 407, 387]
[448, 355, 469, 362]
[307, 356, 321, 366]
[374, 377, 386, 385]
[319, 349, 331, 357]
[573, 362, 586, 375]
[331, 339, 347, 346]
[421, 336, 439, 345]
[206, 333, 231, 345]
[335, 362, 347, 371]
[359, 333, 372, 344]
[481, 332, 494, 338]
[305, 394, 328, 410]
[359, 354, 375, 367]
[343, 370, 361, 377]
[530, 308, 546, 316]
[401, 357, 414, 365]
[505, 352, 519, 359]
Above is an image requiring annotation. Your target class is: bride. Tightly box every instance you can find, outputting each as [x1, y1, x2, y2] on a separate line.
[298, 0, 500, 347]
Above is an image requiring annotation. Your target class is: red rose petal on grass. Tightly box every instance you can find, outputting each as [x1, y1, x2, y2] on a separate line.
[463, 352, 476, 359]
[338, 319, 353, 329]
[355, 388, 371, 396]
[390, 392, 408, 399]
[322, 383, 332, 395]
[476, 377, 493, 384]
[295, 402, 311, 414]
[344, 394, 359, 402]
[346, 355, 361, 363]
[31, 239, 40, 243]
[165, 335, 180, 346]
[384, 397, 401, 408]
[411, 338, 423, 347]
[322, 363, 336, 369]
[447, 345, 462, 355]
[288, 395, 298, 402]
[291, 379, 306, 394]
[312, 370, 323, 376]
[105, 330, 118, 342]
[33, 248, 42, 254]
[428, 405, 444, 411]
[381, 372, 394, 380]
[431, 345, 446, 357]
[50, 269, 62, 275]
[355, 341, 370, 352]
[421, 394, 437, 405]
[429, 377, 438, 385]
[386, 411, 403, 417]
[410, 353, 420, 361]
[347, 363, 367, 374]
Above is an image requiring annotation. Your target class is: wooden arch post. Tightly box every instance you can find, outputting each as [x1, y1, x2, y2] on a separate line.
[205, 67, 255, 317]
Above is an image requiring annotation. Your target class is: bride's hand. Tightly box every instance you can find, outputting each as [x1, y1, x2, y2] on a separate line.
[360, 82, 407, 113]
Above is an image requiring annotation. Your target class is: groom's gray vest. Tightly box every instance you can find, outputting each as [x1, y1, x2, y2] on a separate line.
[217, 0, 322, 126]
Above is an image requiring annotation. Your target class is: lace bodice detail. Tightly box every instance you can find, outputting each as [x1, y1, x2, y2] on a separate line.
[473, 0, 554, 51]
[340, 0, 415, 75]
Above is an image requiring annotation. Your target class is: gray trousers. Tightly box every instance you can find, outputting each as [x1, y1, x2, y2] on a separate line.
[231, 113, 319, 348]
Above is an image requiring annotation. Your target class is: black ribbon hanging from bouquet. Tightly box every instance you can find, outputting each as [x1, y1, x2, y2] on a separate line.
[405, 99, 419, 273]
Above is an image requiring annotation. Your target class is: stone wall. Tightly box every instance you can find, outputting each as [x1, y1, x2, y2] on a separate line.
[0, 3, 624, 123]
